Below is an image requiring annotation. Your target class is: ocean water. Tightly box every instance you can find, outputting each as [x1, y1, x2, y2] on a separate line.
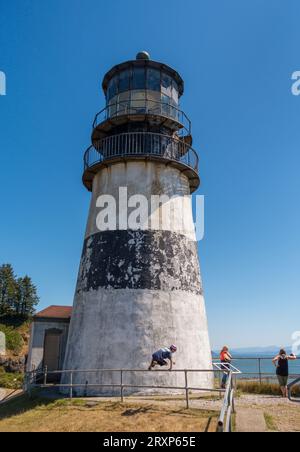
[213, 355, 300, 381]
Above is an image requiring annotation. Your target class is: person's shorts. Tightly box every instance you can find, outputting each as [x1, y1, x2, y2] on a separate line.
[152, 353, 168, 366]
[277, 375, 288, 387]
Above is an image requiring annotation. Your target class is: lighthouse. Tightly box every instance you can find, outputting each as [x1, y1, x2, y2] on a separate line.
[62, 52, 213, 394]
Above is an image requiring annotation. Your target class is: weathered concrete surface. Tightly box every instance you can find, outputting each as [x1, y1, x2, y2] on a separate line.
[85, 161, 196, 240]
[63, 289, 212, 395]
[77, 230, 202, 295]
[63, 161, 212, 394]
[236, 408, 267, 433]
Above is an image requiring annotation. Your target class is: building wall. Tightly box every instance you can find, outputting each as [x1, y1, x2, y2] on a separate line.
[27, 320, 69, 372]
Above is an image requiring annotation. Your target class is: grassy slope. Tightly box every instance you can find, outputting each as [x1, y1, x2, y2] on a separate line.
[0, 317, 30, 389]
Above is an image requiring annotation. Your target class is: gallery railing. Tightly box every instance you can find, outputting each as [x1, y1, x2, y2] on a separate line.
[84, 132, 199, 172]
[93, 100, 191, 136]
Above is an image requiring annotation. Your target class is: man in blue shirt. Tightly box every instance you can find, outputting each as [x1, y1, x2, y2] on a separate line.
[148, 345, 177, 371]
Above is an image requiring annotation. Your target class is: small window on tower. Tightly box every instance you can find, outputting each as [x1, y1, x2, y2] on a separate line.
[132, 67, 146, 90]
[117, 91, 130, 115]
[119, 70, 130, 93]
[161, 93, 170, 117]
[131, 90, 146, 113]
[172, 80, 179, 105]
[147, 68, 161, 92]
[107, 76, 118, 100]
[161, 73, 172, 98]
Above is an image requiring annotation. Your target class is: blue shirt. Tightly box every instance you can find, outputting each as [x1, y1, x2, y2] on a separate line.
[155, 347, 172, 361]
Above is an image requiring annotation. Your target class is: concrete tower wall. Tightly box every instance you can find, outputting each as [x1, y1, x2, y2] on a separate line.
[63, 161, 213, 395]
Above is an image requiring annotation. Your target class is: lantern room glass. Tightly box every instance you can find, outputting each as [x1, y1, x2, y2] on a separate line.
[105, 66, 180, 122]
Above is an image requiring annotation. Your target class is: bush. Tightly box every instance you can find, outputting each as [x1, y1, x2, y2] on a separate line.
[0, 369, 24, 389]
[0, 324, 24, 355]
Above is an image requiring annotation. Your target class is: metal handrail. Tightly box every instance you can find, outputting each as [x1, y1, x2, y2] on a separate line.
[288, 376, 300, 402]
[217, 371, 235, 432]
[93, 100, 191, 136]
[25, 367, 225, 410]
[212, 356, 300, 385]
[84, 132, 199, 173]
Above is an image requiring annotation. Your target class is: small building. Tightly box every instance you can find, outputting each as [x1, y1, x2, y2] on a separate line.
[27, 306, 72, 373]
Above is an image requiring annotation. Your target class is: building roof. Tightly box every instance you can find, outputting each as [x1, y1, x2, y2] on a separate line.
[34, 305, 72, 320]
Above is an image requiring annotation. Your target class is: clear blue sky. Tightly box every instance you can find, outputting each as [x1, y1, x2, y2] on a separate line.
[0, 0, 299, 349]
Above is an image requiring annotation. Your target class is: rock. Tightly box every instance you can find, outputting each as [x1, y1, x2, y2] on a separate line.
[0, 356, 8, 366]
[2, 357, 25, 373]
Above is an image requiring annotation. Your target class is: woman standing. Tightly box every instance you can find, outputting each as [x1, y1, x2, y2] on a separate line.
[220, 346, 232, 389]
[272, 349, 297, 397]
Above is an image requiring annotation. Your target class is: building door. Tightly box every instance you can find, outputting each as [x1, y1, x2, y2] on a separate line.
[43, 330, 62, 372]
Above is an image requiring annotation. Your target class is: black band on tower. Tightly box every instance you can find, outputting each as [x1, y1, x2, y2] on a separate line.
[77, 230, 202, 295]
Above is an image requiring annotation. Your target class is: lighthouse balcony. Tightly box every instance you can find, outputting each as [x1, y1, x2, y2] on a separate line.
[83, 132, 200, 193]
[91, 99, 191, 143]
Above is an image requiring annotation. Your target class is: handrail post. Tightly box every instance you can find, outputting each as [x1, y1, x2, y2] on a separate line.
[231, 374, 235, 414]
[70, 372, 73, 399]
[258, 358, 262, 384]
[28, 373, 32, 398]
[184, 370, 189, 409]
[120, 370, 124, 403]
[43, 366, 48, 385]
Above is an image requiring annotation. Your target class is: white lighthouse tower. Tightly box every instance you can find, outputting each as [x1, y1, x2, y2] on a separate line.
[63, 52, 213, 394]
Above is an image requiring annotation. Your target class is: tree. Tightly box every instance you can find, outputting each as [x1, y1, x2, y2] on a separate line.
[18, 276, 39, 317]
[0, 264, 17, 315]
[0, 264, 39, 318]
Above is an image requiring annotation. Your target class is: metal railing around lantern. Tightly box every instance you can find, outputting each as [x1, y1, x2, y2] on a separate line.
[84, 132, 199, 173]
[93, 100, 192, 136]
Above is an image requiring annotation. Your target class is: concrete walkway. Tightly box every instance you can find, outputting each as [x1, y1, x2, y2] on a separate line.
[236, 408, 267, 432]
[0, 389, 6, 401]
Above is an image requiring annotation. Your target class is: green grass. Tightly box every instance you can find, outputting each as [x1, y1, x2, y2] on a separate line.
[264, 412, 278, 431]
[0, 324, 24, 355]
[0, 367, 24, 389]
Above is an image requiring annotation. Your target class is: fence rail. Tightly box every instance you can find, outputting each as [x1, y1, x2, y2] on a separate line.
[84, 132, 199, 173]
[93, 100, 191, 136]
[25, 367, 236, 431]
[213, 357, 300, 384]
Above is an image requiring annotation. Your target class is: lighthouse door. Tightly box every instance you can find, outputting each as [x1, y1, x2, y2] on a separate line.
[43, 329, 62, 372]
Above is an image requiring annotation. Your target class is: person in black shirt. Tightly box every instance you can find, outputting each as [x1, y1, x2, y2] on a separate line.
[272, 349, 297, 397]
